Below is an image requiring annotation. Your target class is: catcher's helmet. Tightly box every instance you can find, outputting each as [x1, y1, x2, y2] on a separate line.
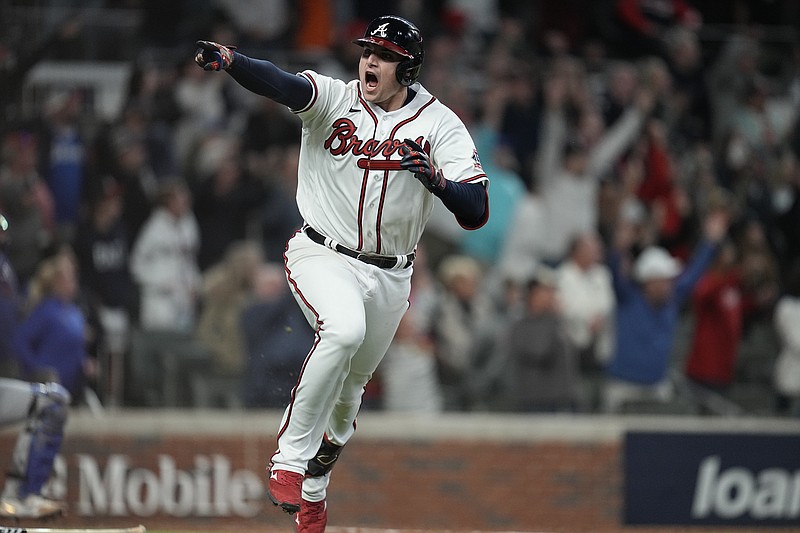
[353, 15, 424, 87]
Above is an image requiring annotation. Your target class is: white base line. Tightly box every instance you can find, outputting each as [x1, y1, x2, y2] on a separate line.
[0, 526, 145, 533]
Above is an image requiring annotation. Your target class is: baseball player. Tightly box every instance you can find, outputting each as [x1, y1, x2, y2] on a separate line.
[0, 378, 70, 519]
[195, 14, 489, 532]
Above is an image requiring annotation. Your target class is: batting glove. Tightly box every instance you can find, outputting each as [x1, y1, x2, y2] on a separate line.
[194, 40, 236, 71]
[399, 139, 446, 193]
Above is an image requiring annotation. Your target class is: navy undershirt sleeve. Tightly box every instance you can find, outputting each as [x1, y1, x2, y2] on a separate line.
[227, 52, 313, 110]
[434, 180, 488, 229]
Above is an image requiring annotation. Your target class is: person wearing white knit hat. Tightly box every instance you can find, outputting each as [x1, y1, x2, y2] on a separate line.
[602, 209, 730, 413]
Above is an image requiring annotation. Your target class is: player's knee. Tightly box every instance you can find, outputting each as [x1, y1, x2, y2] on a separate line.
[33, 382, 70, 432]
[321, 318, 366, 353]
[43, 382, 71, 406]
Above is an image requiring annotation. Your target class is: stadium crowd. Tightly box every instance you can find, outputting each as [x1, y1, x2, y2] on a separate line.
[1, 0, 799, 416]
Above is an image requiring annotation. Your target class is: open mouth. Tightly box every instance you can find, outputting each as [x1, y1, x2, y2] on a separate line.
[365, 72, 378, 90]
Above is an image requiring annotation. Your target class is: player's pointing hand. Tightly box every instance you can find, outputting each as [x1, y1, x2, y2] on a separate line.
[194, 40, 235, 71]
[399, 139, 446, 193]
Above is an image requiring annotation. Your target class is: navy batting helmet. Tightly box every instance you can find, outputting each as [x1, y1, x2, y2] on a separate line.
[353, 15, 424, 87]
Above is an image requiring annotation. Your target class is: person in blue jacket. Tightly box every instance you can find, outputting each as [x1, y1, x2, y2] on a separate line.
[13, 249, 91, 402]
[603, 208, 729, 413]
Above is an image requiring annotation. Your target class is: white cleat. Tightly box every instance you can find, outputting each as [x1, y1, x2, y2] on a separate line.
[0, 494, 66, 519]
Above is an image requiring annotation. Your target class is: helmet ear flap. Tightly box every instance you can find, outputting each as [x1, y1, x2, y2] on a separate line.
[396, 54, 423, 86]
[396, 59, 412, 86]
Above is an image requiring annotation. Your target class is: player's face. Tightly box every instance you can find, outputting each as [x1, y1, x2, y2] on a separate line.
[359, 45, 406, 111]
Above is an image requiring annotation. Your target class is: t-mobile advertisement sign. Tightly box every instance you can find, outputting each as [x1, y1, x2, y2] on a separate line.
[624, 431, 800, 526]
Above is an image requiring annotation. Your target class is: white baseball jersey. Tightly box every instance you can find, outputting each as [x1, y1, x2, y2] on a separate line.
[293, 70, 488, 256]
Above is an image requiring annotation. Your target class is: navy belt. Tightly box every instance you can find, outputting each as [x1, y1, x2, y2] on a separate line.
[304, 226, 414, 269]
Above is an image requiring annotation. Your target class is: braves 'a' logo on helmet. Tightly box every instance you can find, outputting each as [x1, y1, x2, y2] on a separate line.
[371, 23, 390, 38]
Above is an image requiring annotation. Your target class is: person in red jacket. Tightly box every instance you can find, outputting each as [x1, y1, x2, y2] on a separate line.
[683, 239, 743, 404]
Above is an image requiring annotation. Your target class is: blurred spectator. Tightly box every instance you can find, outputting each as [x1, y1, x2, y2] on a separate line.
[13, 249, 94, 403]
[662, 27, 712, 146]
[258, 144, 304, 262]
[638, 56, 673, 123]
[196, 240, 263, 381]
[215, 0, 292, 50]
[493, 266, 582, 412]
[73, 181, 137, 405]
[0, 132, 55, 286]
[37, 89, 87, 243]
[0, 14, 82, 129]
[603, 208, 729, 413]
[431, 255, 498, 411]
[642, 120, 698, 262]
[125, 61, 183, 139]
[728, 76, 798, 160]
[557, 231, 616, 410]
[107, 136, 158, 244]
[708, 34, 762, 150]
[497, 68, 542, 186]
[128, 179, 205, 406]
[682, 239, 744, 409]
[173, 57, 231, 166]
[460, 142, 526, 266]
[130, 179, 200, 332]
[241, 98, 301, 155]
[773, 148, 800, 276]
[240, 262, 314, 409]
[380, 245, 444, 413]
[459, 80, 527, 267]
[535, 4, 593, 57]
[110, 102, 176, 182]
[74, 181, 138, 323]
[737, 219, 781, 331]
[600, 61, 640, 127]
[516, 66, 651, 264]
[192, 155, 265, 271]
[379, 310, 444, 413]
[613, 0, 702, 58]
[773, 262, 800, 416]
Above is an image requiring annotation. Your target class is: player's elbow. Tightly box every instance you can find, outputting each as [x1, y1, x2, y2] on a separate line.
[457, 183, 489, 230]
[457, 205, 489, 230]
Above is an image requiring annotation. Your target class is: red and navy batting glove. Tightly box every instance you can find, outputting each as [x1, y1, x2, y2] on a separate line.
[399, 139, 446, 193]
[194, 40, 236, 71]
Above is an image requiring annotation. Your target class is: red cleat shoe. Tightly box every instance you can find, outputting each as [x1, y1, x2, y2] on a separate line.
[295, 498, 327, 533]
[267, 469, 303, 514]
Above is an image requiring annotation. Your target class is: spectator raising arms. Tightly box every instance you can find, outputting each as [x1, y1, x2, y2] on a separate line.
[683, 240, 744, 398]
[603, 207, 729, 413]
